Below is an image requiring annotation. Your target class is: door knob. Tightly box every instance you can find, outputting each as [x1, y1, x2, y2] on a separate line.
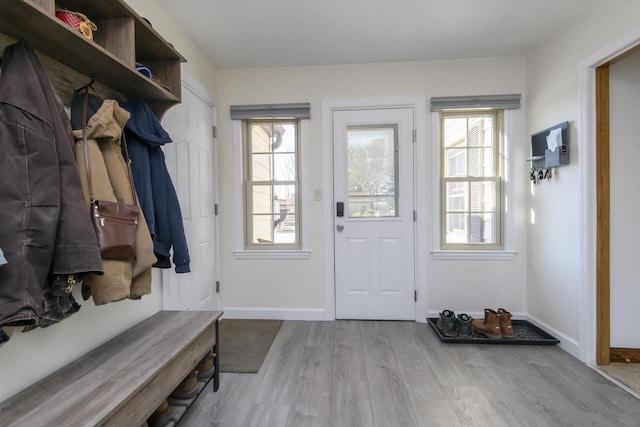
[336, 224, 344, 232]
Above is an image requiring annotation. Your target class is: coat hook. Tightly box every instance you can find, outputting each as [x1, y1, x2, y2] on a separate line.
[75, 74, 96, 93]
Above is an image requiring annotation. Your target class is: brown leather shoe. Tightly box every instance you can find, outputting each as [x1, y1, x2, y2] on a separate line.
[147, 400, 173, 427]
[472, 308, 502, 338]
[497, 307, 515, 338]
[196, 351, 215, 380]
[170, 369, 199, 400]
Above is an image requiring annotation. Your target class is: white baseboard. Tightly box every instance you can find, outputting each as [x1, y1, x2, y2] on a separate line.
[221, 307, 326, 321]
[526, 314, 579, 358]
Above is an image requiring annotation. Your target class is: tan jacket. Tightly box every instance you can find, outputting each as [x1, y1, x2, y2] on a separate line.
[73, 100, 156, 305]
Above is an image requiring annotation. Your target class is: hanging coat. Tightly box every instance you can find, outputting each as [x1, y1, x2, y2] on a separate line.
[121, 98, 190, 273]
[0, 41, 103, 328]
[71, 98, 157, 305]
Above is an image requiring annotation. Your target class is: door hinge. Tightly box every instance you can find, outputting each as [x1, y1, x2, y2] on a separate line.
[414, 290, 417, 302]
[216, 281, 220, 293]
[412, 129, 416, 142]
[212, 126, 218, 139]
[214, 203, 219, 215]
[413, 210, 416, 222]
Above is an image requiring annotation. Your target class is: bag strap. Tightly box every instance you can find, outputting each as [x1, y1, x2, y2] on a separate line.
[80, 86, 138, 206]
[120, 133, 138, 206]
[81, 86, 95, 202]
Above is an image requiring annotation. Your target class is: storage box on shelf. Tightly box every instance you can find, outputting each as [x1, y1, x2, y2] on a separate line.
[0, 0, 185, 118]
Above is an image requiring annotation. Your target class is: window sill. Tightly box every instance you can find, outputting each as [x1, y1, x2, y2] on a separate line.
[431, 250, 518, 261]
[233, 250, 311, 260]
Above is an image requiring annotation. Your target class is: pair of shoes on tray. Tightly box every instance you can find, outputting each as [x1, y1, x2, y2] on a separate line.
[437, 309, 474, 338]
[472, 308, 514, 339]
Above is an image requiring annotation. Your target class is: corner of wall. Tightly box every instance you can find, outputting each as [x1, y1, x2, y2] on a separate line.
[526, 313, 580, 359]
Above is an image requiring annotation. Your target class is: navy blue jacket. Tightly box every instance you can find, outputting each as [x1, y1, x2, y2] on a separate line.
[121, 99, 190, 273]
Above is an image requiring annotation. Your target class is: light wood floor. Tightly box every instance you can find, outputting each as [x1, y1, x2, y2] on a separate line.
[600, 362, 640, 395]
[180, 321, 640, 427]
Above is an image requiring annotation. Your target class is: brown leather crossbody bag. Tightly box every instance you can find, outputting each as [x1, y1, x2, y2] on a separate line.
[81, 87, 139, 260]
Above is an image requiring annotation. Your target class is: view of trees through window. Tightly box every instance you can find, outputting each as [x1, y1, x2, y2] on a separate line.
[347, 125, 398, 218]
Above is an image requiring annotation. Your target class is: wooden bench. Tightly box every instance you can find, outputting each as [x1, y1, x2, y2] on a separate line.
[0, 310, 222, 426]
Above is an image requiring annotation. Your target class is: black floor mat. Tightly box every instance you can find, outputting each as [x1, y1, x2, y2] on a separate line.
[427, 317, 559, 345]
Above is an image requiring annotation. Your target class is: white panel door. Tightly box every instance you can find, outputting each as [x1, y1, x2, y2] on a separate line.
[161, 83, 218, 311]
[333, 108, 415, 320]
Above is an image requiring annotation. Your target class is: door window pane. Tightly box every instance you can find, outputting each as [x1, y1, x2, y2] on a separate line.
[347, 125, 398, 218]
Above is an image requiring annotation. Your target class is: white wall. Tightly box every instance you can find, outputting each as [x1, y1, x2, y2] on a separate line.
[217, 57, 529, 320]
[610, 50, 640, 349]
[526, 0, 640, 357]
[126, 0, 218, 96]
[0, 276, 162, 402]
[0, 0, 218, 402]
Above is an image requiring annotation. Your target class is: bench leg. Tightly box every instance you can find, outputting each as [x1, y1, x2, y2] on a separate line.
[213, 318, 220, 392]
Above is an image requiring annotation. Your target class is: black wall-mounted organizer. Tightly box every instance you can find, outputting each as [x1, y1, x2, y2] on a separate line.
[529, 121, 570, 171]
[528, 121, 569, 183]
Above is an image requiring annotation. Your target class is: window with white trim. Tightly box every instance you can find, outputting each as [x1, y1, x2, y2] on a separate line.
[243, 118, 300, 250]
[441, 110, 503, 250]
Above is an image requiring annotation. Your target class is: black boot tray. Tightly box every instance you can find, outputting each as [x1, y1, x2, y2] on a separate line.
[427, 317, 559, 345]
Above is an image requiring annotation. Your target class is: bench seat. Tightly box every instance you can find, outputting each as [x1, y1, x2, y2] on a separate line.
[0, 310, 222, 426]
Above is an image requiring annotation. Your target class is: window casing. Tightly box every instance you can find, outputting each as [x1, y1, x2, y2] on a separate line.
[440, 110, 503, 250]
[243, 118, 301, 250]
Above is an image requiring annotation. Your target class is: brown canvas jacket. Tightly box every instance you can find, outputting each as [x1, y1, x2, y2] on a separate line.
[0, 41, 103, 328]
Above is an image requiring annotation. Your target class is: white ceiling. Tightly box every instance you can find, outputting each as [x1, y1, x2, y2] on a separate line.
[155, 0, 597, 69]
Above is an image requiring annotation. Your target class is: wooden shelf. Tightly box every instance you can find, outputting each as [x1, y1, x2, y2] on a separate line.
[0, 0, 185, 118]
[57, 0, 184, 60]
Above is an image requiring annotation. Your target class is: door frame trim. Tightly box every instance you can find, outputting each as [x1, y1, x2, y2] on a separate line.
[321, 96, 427, 321]
[595, 64, 610, 365]
[578, 25, 640, 364]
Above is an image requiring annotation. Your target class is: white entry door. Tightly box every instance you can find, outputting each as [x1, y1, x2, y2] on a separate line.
[333, 107, 415, 320]
[161, 81, 218, 311]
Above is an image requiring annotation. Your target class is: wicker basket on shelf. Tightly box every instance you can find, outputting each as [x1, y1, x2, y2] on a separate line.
[55, 9, 97, 40]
